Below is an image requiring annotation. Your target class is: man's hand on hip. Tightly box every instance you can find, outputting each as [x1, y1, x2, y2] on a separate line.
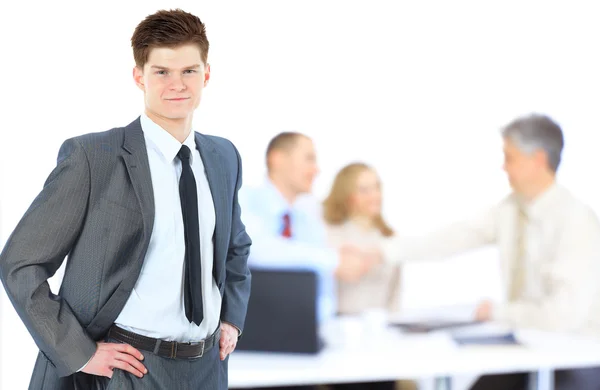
[219, 322, 239, 360]
[82, 342, 147, 378]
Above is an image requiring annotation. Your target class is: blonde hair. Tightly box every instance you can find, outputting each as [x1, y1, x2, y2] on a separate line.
[323, 163, 394, 237]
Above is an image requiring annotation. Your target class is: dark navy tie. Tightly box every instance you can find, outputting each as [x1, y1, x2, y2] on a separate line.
[177, 145, 203, 326]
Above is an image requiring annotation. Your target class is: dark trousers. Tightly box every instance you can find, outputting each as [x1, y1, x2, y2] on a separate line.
[470, 366, 600, 390]
[92, 337, 227, 390]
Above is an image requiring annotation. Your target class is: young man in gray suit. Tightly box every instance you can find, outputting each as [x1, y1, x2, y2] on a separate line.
[0, 9, 251, 390]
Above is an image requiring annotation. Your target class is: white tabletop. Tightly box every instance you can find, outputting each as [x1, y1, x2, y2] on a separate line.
[229, 318, 600, 388]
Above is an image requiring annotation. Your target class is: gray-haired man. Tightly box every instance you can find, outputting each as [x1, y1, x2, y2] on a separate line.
[382, 114, 600, 390]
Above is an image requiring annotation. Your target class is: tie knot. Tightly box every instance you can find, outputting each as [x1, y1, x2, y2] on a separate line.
[178, 145, 192, 161]
[517, 205, 528, 221]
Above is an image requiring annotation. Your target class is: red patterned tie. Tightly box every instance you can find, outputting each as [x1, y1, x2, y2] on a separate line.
[281, 213, 292, 238]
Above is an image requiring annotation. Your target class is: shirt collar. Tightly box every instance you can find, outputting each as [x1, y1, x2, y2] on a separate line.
[262, 178, 295, 217]
[140, 113, 197, 163]
[519, 182, 564, 221]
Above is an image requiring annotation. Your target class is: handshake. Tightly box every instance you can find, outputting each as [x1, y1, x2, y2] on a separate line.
[334, 245, 382, 282]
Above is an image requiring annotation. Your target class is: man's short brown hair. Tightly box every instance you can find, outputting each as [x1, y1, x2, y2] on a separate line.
[131, 9, 209, 67]
[265, 132, 308, 169]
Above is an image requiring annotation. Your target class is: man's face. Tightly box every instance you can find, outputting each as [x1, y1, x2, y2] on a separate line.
[502, 137, 543, 193]
[133, 44, 210, 122]
[279, 137, 319, 195]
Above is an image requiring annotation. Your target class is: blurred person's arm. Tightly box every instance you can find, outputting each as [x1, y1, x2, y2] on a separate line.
[244, 210, 370, 281]
[239, 191, 369, 281]
[491, 208, 600, 332]
[242, 207, 339, 271]
[380, 204, 500, 264]
[326, 224, 385, 278]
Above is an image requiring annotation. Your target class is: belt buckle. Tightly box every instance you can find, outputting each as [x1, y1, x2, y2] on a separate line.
[196, 340, 205, 358]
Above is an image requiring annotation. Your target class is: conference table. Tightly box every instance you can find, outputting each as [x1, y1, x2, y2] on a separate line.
[229, 317, 600, 390]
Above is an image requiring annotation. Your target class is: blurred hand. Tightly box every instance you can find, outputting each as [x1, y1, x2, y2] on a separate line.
[475, 300, 493, 321]
[336, 245, 370, 282]
[363, 247, 383, 266]
[219, 322, 239, 360]
[82, 342, 146, 378]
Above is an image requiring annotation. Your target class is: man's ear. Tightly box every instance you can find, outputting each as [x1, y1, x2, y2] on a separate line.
[133, 66, 145, 91]
[534, 149, 549, 169]
[268, 150, 286, 170]
[204, 63, 211, 87]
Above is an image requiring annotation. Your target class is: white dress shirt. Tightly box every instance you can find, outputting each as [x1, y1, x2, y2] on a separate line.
[114, 114, 221, 342]
[239, 180, 339, 322]
[382, 183, 600, 336]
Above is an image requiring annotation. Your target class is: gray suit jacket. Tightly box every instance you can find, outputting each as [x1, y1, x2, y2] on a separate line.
[0, 118, 252, 389]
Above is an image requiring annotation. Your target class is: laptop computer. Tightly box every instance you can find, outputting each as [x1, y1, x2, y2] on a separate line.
[388, 306, 519, 345]
[236, 268, 322, 354]
[388, 304, 481, 333]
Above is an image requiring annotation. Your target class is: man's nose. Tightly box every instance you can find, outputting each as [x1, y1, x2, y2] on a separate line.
[169, 74, 186, 91]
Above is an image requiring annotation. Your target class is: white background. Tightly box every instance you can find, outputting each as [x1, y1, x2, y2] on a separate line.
[1, 1, 600, 389]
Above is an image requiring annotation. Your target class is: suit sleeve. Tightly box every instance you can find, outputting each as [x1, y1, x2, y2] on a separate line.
[220, 143, 252, 335]
[0, 138, 97, 377]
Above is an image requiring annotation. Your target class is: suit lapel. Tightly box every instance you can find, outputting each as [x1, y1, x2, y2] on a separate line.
[195, 133, 228, 283]
[86, 118, 156, 336]
[122, 118, 156, 242]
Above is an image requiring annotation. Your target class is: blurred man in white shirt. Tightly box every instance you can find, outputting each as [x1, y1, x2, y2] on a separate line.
[382, 114, 600, 390]
[239, 132, 375, 390]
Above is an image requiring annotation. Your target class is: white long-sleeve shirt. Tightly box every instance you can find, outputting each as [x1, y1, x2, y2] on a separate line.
[79, 114, 222, 372]
[382, 183, 600, 336]
[115, 113, 221, 342]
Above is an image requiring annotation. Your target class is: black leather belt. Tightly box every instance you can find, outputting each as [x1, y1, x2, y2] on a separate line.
[107, 325, 220, 359]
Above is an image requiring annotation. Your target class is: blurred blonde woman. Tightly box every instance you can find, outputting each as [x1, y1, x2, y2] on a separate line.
[324, 163, 412, 390]
[323, 162, 400, 316]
